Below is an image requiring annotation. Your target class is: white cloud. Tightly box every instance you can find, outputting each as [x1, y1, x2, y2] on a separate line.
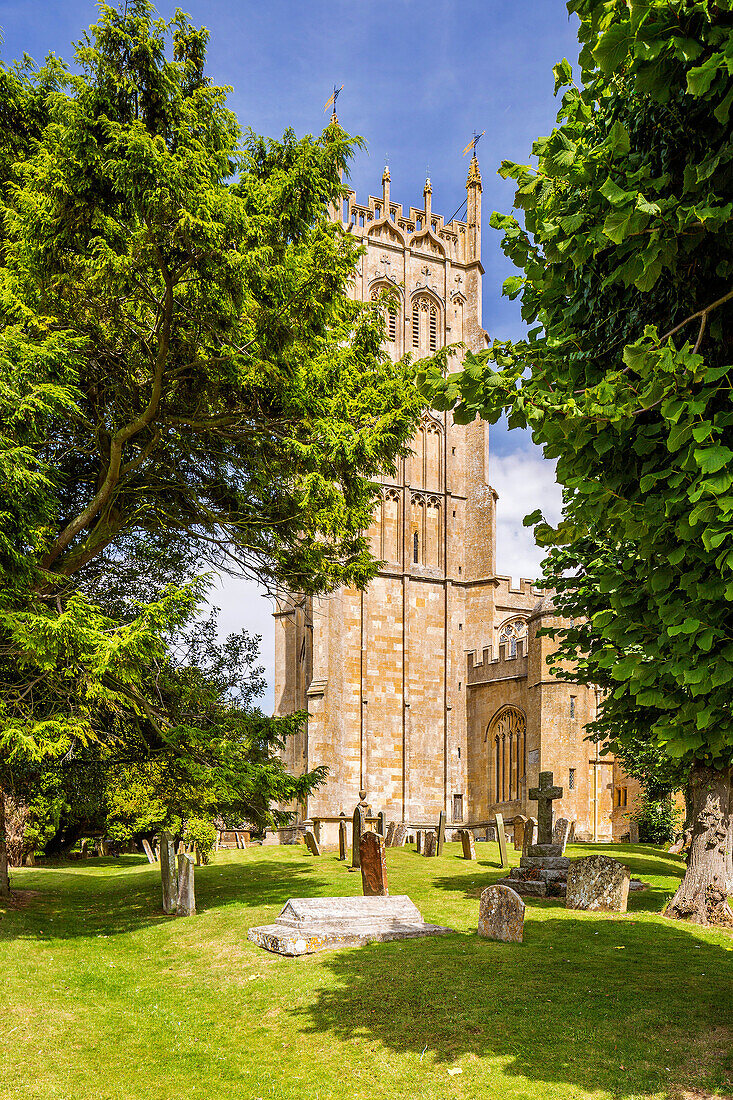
[490, 446, 562, 586]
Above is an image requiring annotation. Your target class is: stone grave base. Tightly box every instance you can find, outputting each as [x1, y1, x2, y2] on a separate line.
[248, 895, 456, 956]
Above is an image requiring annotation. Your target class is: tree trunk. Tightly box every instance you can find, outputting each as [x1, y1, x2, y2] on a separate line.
[0, 789, 11, 899]
[664, 763, 732, 926]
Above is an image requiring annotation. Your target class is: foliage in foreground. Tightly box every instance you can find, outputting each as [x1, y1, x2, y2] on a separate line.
[421, 0, 733, 923]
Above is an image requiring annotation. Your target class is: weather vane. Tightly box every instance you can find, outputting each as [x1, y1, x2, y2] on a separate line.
[323, 84, 344, 114]
[462, 130, 485, 156]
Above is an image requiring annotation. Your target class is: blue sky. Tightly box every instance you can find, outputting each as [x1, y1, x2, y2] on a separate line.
[0, 0, 577, 704]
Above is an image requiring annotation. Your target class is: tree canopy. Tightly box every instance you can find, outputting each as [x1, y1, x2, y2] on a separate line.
[421, 0, 733, 923]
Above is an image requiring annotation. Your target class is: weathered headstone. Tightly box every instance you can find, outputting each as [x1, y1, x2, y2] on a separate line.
[485, 825, 497, 842]
[522, 817, 538, 854]
[385, 821, 397, 847]
[360, 831, 389, 897]
[338, 816, 348, 861]
[460, 829, 476, 860]
[423, 831, 437, 857]
[566, 855, 630, 913]
[416, 830, 423, 853]
[553, 817, 572, 853]
[304, 830, 321, 856]
[436, 810, 446, 856]
[495, 812, 508, 868]
[176, 853, 196, 917]
[528, 771, 563, 845]
[393, 823, 408, 847]
[478, 885, 525, 943]
[513, 815, 528, 851]
[80, 839, 89, 858]
[142, 838, 157, 864]
[160, 831, 177, 915]
[376, 811, 387, 838]
[351, 790, 370, 870]
[628, 820, 639, 844]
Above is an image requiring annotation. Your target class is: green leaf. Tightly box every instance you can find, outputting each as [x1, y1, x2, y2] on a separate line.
[593, 22, 633, 74]
[694, 445, 733, 474]
[502, 276, 525, 300]
[687, 54, 724, 97]
[553, 57, 573, 95]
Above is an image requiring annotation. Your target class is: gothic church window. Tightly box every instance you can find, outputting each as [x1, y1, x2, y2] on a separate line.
[499, 618, 528, 658]
[413, 531, 419, 563]
[412, 296, 442, 352]
[488, 705, 526, 803]
[372, 285, 399, 344]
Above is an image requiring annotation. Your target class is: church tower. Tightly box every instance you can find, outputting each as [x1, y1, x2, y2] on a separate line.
[274, 147, 501, 826]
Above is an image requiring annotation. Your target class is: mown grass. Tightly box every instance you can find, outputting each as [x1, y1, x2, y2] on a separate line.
[1, 841, 731, 1100]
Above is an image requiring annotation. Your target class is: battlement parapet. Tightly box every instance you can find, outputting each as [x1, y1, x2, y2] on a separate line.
[339, 188, 468, 256]
[466, 637, 529, 685]
[493, 575, 544, 601]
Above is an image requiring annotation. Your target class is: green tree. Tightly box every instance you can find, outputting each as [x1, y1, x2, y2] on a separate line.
[0, 3, 421, 894]
[421, 0, 733, 924]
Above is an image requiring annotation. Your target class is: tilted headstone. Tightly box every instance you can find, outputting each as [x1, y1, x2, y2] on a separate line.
[460, 830, 476, 860]
[528, 771, 563, 846]
[304, 830, 321, 856]
[566, 855, 630, 913]
[142, 838, 157, 864]
[513, 815, 528, 851]
[495, 813, 509, 868]
[338, 816, 347, 861]
[176, 853, 196, 917]
[436, 810, 446, 856]
[393, 823, 408, 847]
[160, 831, 177, 915]
[522, 818, 538, 854]
[553, 817, 572, 853]
[478, 884, 525, 943]
[351, 790, 370, 869]
[360, 831, 389, 897]
[385, 821, 397, 847]
[423, 831, 437, 857]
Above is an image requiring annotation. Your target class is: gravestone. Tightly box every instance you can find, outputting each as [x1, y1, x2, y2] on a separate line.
[248, 895, 456, 956]
[553, 817, 572, 853]
[522, 818, 538, 854]
[513, 815, 528, 851]
[80, 839, 89, 858]
[304, 830, 321, 856]
[628, 820, 639, 844]
[338, 816, 348, 861]
[360, 832, 389, 897]
[377, 811, 387, 838]
[495, 813, 508, 868]
[142, 838, 157, 864]
[416, 831, 423, 853]
[385, 821, 397, 847]
[566, 855, 630, 913]
[423, 831, 437, 857]
[160, 831, 177, 915]
[436, 811, 446, 856]
[460, 830, 476, 860]
[351, 790, 370, 870]
[478, 885, 525, 943]
[529, 771, 563, 846]
[176, 853, 196, 917]
[393, 823, 408, 847]
[485, 825, 497, 842]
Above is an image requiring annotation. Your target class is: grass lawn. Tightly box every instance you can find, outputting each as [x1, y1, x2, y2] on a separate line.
[1, 841, 731, 1100]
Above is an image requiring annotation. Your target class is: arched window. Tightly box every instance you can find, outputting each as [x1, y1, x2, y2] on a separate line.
[429, 306, 438, 351]
[411, 296, 441, 352]
[412, 304, 420, 346]
[371, 285, 399, 344]
[499, 618, 528, 658]
[413, 531, 419, 563]
[488, 706, 526, 803]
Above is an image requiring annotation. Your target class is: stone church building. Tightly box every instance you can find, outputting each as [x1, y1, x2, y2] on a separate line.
[274, 148, 634, 843]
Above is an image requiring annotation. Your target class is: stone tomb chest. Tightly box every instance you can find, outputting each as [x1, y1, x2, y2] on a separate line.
[248, 895, 455, 956]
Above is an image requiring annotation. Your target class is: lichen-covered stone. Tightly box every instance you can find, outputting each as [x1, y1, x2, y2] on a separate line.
[520, 855, 570, 871]
[304, 830, 321, 856]
[360, 832, 388, 896]
[478, 885, 525, 941]
[566, 855, 630, 912]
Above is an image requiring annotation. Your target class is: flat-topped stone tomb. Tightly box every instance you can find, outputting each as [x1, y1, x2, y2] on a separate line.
[248, 896, 456, 956]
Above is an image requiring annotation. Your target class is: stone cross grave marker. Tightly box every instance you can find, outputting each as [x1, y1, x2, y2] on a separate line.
[351, 790, 370, 870]
[522, 818, 538, 854]
[495, 812, 508, 868]
[423, 831, 437, 857]
[160, 831, 177, 914]
[528, 771, 563, 846]
[304, 830, 321, 856]
[460, 830, 476, 860]
[176, 853, 196, 917]
[338, 815, 347, 861]
[478, 884, 525, 943]
[142, 838, 157, 864]
[566, 855, 630, 912]
[360, 832, 389, 897]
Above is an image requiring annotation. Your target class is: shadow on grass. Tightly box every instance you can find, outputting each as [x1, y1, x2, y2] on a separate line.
[297, 916, 733, 1098]
[0, 853, 338, 940]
